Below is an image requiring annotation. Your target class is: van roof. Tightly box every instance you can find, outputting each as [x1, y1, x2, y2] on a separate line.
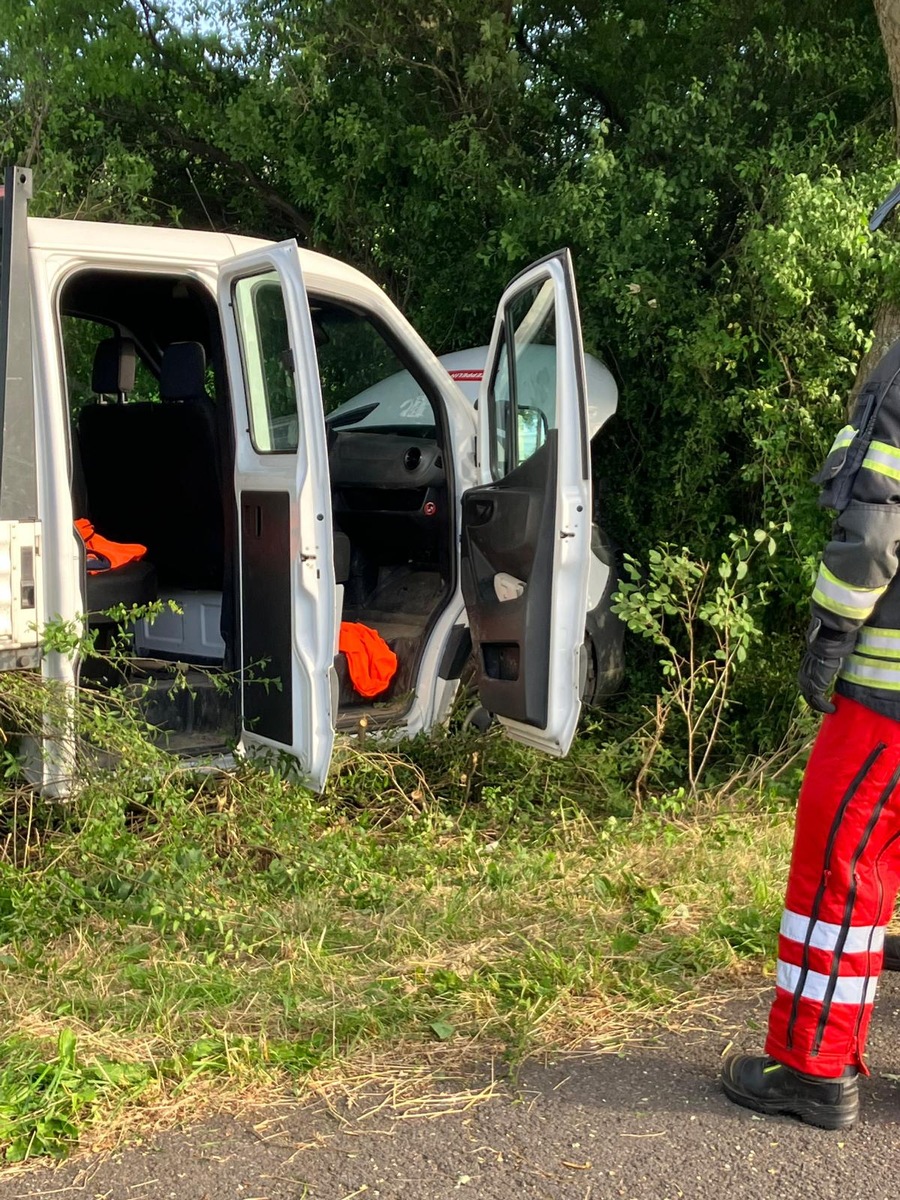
[27, 217, 380, 297]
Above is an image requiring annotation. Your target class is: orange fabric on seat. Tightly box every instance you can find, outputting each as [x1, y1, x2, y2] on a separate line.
[74, 518, 147, 575]
[339, 621, 398, 698]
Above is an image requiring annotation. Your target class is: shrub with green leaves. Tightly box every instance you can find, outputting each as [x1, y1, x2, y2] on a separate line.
[612, 527, 788, 794]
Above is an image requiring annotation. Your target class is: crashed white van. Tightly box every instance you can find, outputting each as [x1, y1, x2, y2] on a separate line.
[0, 165, 622, 790]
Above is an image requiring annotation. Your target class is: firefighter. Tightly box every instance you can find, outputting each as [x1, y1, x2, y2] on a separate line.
[721, 184, 900, 1131]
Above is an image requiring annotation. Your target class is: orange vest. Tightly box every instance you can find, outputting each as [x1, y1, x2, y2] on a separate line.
[339, 622, 398, 698]
[74, 518, 147, 574]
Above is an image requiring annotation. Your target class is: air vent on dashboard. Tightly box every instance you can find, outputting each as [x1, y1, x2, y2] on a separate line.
[403, 446, 422, 471]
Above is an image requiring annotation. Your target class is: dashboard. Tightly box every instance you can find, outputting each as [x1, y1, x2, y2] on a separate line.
[328, 430, 444, 490]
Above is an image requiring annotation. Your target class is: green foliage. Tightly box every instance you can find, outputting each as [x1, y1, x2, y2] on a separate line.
[0, 647, 800, 1160]
[612, 528, 787, 793]
[0, 1031, 150, 1161]
[0, 0, 894, 730]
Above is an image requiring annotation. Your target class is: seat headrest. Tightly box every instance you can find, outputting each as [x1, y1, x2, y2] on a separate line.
[160, 342, 207, 401]
[91, 337, 136, 396]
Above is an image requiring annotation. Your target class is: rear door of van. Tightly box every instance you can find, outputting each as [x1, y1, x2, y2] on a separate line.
[0, 166, 41, 671]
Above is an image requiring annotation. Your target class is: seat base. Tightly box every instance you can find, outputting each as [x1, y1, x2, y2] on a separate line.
[86, 561, 158, 624]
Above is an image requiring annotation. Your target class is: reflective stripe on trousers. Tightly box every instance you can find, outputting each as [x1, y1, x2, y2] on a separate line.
[765, 695, 900, 1077]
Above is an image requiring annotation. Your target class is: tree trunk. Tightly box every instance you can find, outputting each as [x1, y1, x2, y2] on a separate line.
[876, 0, 900, 153]
[848, 1, 900, 407]
[849, 301, 900, 409]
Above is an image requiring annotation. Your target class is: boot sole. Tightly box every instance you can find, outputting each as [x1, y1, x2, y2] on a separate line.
[721, 1076, 858, 1131]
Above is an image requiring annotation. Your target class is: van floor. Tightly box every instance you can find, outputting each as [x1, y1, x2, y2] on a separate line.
[84, 566, 450, 744]
[348, 568, 445, 620]
[154, 730, 232, 758]
[340, 611, 430, 642]
[334, 614, 426, 722]
[337, 568, 447, 718]
[126, 662, 237, 749]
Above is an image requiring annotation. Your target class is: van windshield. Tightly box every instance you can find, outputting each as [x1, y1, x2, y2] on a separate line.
[312, 301, 437, 439]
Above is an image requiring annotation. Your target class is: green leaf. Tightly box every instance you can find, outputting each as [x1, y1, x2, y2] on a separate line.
[611, 933, 640, 954]
[57, 1030, 76, 1070]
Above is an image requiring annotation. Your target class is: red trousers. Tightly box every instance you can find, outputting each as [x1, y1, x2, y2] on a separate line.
[766, 695, 900, 1076]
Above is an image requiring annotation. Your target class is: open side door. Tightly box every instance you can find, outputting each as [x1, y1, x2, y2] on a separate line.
[0, 166, 41, 672]
[218, 241, 337, 788]
[460, 250, 592, 756]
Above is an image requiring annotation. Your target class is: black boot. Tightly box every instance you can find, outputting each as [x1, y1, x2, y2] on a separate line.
[883, 933, 900, 971]
[721, 1054, 859, 1130]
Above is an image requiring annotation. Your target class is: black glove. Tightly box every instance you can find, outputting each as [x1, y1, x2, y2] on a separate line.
[798, 620, 857, 714]
[798, 648, 842, 713]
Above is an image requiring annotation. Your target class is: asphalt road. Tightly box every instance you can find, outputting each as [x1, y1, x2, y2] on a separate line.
[3, 977, 900, 1200]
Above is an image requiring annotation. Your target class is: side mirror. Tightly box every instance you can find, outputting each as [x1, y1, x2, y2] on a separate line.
[517, 405, 548, 459]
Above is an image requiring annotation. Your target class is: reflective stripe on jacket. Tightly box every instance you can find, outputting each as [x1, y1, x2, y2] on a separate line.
[811, 340, 900, 718]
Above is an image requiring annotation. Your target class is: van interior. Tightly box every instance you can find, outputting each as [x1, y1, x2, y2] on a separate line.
[59, 267, 455, 749]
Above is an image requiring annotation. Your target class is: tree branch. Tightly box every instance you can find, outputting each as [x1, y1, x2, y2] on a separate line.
[161, 130, 315, 242]
[513, 27, 625, 131]
[135, 0, 166, 58]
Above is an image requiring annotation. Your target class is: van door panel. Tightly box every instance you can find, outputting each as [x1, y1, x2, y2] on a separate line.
[0, 166, 41, 670]
[460, 437, 557, 727]
[218, 241, 337, 787]
[460, 250, 592, 757]
[0, 166, 37, 522]
[240, 490, 293, 746]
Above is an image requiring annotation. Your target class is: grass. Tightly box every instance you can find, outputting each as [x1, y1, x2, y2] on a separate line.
[0, 684, 804, 1164]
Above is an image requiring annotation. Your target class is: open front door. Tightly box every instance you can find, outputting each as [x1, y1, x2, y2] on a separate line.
[218, 241, 337, 788]
[460, 250, 592, 756]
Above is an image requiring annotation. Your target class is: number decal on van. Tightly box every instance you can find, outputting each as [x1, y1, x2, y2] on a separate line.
[398, 395, 430, 419]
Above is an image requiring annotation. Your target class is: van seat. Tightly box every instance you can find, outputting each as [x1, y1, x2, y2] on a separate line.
[73, 337, 159, 623]
[85, 560, 158, 625]
[91, 335, 136, 401]
[78, 341, 224, 590]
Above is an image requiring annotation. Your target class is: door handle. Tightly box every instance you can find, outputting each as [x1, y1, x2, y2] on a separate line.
[243, 502, 263, 538]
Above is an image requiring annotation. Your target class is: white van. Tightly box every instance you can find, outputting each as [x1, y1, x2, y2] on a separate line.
[0, 165, 622, 791]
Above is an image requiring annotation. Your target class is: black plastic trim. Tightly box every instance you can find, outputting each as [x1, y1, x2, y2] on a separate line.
[438, 624, 472, 680]
[240, 490, 293, 746]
